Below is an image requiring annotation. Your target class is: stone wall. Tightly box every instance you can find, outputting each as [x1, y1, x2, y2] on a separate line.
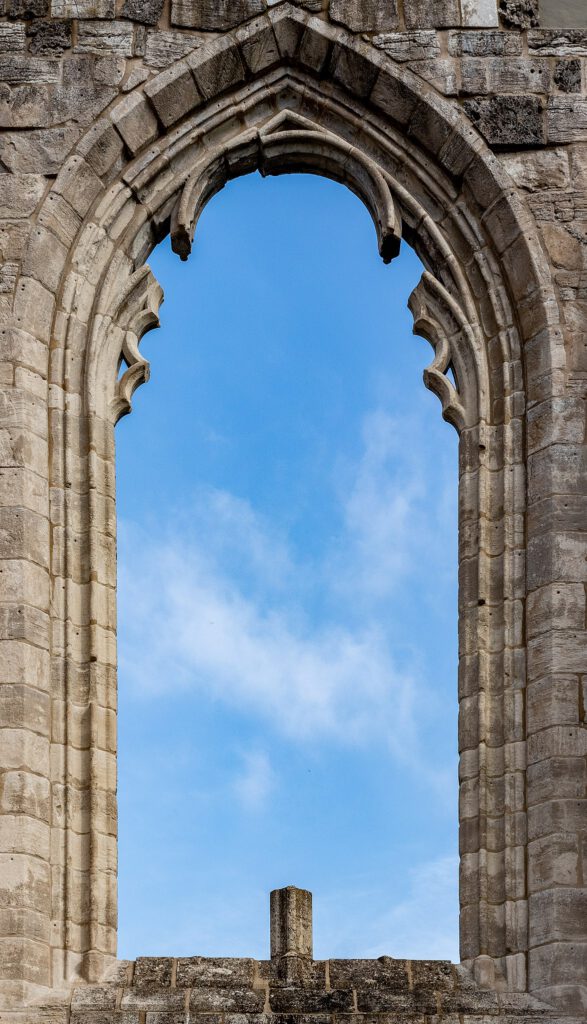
[13, 888, 587, 1024]
[0, 0, 585, 1020]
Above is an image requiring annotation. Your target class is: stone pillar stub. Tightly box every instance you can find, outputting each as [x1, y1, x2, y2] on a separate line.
[270, 887, 313, 960]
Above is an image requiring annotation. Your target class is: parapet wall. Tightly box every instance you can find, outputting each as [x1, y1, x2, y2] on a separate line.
[12, 888, 586, 1024]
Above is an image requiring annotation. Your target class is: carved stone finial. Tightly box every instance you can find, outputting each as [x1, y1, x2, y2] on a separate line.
[270, 886, 313, 960]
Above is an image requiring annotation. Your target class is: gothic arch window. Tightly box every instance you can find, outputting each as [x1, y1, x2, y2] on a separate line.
[9, 10, 579, 1015]
[115, 170, 460, 960]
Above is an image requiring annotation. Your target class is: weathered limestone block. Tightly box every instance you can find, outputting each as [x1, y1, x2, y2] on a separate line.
[0, 54, 59, 83]
[0, 174, 45, 217]
[528, 755, 587, 804]
[0, 82, 50, 130]
[461, 0, 499, 26]
[526, 673, 582, 733]
[0, 22, 25, 48]
[187, 35, 246, 100]
[171, 0, 264, 31]
[464, 95, 545, 146]
[401, 0, 457, 27]
[554, 59, 582, 93]
[75, 20, 134, 57]
[448, 28, 522, 54]
[529, 941, 587, 1016]
[143, 28, 199, 68]
[122, 65, 149, 89]
[499, 0, 539, 29]
[120, 0, 164, 25]
[51, 0, 114, 16]
[4, 0, 49, 16]
[371, 30, 440, 62]
[528, 397, 585, 455]
[529, 888, 587, 946]
[528, 29, 587, 56]
[500, 148, 570, 190]
[51, 54, 118, 125]
[547, 97, 587, 144]
[330, 0, 399, 32]
[143, 58, 199, 126]
[416, 57, 458, 94]
[0, 771, 50, 822]
[234, 15, 280, 76]
[76, 119, 124, 181]
[27, 18, 71, 54]
[461, 56, 550, 95]
[175, 957, 255, 988]
[541, 222, 584, 268]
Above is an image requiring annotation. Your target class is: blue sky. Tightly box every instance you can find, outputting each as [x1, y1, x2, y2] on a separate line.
[115, 172, 460, 964]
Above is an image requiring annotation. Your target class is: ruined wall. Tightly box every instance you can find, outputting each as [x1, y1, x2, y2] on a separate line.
[0, 0, 586, 1020]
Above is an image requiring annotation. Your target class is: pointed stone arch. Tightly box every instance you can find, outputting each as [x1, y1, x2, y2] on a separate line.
[5, 3, 580, 1015]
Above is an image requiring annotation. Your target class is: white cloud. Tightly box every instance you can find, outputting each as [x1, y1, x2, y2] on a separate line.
[331, 408, 456, 607]
[337, 410, 425, 597]
[118, 409, 456, 787]
[120, 531, 418, 749]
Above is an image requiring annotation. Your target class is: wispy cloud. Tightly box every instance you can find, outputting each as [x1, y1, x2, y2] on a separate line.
[118, 409, 456, 787]
[335, 410, 426, 600]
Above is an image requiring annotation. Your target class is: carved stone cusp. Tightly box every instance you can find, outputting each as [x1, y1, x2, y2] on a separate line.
[112, 265, 163, 422]
[270, 886, 313, 961]
[408, 270, 480, 432]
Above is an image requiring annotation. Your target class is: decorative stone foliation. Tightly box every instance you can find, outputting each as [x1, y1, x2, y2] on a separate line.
[408, 271, 476, 431]
[170, 113, 402, 264]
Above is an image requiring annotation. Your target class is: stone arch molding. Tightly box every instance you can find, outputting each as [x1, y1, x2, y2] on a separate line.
[7, 2, 575, 1016]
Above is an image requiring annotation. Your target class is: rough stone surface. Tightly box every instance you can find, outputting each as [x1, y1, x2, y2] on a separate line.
[4, 0, 48, 17]
[120, 0, 163, 25]
[330, 0, 399, 32]
[464, 94, 545, 145]
[171, 0, 265, 30]
[499, 0, 540, 29]
[36, 886, 582, 1023]
[554, 58, 582, 93]
[27, 17, 71, 53]
[0, 1, 586, 1020]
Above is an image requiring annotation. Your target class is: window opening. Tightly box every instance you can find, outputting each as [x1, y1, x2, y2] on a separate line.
[116, 172, 459, 963]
